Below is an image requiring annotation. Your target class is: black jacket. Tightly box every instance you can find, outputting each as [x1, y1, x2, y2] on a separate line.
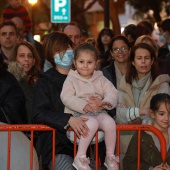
[158, 44, 170, 76]
[32, 68, 73, 167]
[102, 60, 117, 88]
[102, 61, 117, 118]
[0, 71, 27, 123]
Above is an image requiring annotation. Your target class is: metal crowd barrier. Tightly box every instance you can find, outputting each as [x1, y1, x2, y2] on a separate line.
[69, 124, 167, 170]
[0, 124, 56, 170]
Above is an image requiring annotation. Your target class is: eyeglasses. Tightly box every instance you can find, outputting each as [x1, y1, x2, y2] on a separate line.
[111, 46, 128, 53]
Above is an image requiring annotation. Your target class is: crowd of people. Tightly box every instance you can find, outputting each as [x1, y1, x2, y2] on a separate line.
[0, 0, 170, 170]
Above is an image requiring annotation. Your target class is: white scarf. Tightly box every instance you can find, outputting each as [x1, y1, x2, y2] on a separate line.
[114, 62, 124, 89]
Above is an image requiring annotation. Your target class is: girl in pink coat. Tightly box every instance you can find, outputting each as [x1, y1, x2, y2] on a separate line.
[61, 43, 119, 170]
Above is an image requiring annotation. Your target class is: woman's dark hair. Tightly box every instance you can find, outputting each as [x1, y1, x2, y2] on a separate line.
[125, 43, 160, 84]
[123, 24, 136, 41]
[74, 43, 99, 61]
[97, 28, 114, 53]
[43, 31, 73, 66]
[108, 35, 131, 51]
[160, 18, 170, 32]
[150, 93, 170, 113]
[0, 53, 7, 74]
[134, 24, 151, 40]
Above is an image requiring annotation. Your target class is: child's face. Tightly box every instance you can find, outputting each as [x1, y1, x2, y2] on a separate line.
[74, 50, 97, 79]
[151, 102, 170, 130]
[9, 0, 21, 9]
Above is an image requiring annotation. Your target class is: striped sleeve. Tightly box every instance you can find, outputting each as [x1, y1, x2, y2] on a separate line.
[2, 6, 32, 32]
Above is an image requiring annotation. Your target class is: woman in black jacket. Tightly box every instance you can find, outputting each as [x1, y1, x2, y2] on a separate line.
[102, 35, 130, 119]
[0, 53, 27, 124]
[102, 35, 130, 89]
[32, 31, 94, 170]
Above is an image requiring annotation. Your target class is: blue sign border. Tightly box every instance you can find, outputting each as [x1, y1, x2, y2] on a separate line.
[51, 0, 71, 23]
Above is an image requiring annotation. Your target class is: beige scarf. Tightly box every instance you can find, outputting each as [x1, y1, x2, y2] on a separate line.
[132, 72, 152, 107]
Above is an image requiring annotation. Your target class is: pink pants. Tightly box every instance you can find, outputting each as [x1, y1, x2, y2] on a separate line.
[76, 113, 116, 157]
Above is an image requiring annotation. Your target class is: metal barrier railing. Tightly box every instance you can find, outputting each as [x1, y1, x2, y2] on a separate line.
[0, 124, 56, 170]
[69, 124, 167, 170]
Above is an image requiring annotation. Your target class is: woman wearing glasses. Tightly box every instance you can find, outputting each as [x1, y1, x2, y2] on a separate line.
[102, 35, 130, 120]
[102, 35, 131, 90]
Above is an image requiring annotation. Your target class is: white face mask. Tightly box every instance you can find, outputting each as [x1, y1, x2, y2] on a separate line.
[54, 50, 74, 69]
[159, 35, 166, 44]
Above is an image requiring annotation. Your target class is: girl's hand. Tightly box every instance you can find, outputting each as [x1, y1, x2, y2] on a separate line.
[83, 104, 94, 113]
[68, 117, 89, 138]
[88, 97, 103, 111]
[99, 102, 112, 107]
[118, 103, 127, 108]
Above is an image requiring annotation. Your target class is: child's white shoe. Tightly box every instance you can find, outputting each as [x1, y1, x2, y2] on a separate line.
[72, 155, 91, 170]
[104, 155, 119, 170]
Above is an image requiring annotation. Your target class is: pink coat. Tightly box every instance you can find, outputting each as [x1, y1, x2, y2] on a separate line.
[61, 70, 118, 114]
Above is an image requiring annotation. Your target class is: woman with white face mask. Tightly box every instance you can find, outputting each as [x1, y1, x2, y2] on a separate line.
[32, 31, 103, 170]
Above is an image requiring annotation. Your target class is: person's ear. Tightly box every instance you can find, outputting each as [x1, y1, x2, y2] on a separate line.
[110, 51, 114, 59]
[73, 60, 76, 68]
[33, 59, 35, 66]
[150, 110, 155, 119]
[151, 58, 154, 65]
[132, 61, 135, 66]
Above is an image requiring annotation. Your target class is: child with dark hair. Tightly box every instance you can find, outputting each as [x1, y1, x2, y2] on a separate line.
[2, 0, 32, 34]
[122, 24, 137, 47]
[123, 93, 170, 170]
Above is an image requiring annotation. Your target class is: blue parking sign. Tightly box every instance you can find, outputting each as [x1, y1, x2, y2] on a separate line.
[51, 0, 71, 23]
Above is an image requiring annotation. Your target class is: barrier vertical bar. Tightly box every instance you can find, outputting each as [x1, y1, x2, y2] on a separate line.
[74, 132, 77, 156]
[95, 131, 98, 170]
[7, 131, 11, 170]
[137, 130, 141, 170]
[52, 130, 56, 170]
[117, 130, 120, 168]
[30, 130, 34, 170]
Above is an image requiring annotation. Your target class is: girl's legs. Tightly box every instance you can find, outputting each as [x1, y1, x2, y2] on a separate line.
[96, 113, 116, 156]
[73, 116, 99, 170]
[96, 113, 119, 170]
[76, 115, 99, 157]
